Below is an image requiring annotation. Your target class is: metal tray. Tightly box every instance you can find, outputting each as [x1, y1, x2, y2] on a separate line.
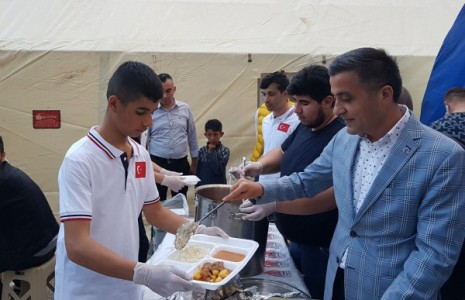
[239, 278, 312, 299]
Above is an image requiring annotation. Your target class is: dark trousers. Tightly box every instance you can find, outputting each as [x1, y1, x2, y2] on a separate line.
[289, 243, 329, 299]
[150, 155, 190, 200]
[0, 246, 56, 296]
[332, 267, 345, 300]
[0, 245, 56, 273]
[441, 244, 465, 300]
[138, 213, 149, 262]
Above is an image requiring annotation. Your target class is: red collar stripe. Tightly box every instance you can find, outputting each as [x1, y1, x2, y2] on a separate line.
[87, 132, 116, 159]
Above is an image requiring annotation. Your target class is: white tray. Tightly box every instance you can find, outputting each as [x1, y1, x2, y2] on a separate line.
[153, 234, 259, 290]
[180, 175, 201, 186]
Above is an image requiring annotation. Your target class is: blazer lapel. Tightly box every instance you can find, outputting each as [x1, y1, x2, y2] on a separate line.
[342, 135, 360, 221]
[353, 116, 422, 223]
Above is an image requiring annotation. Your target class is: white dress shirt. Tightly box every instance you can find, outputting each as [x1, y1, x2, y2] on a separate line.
[339, 105, 410, 268]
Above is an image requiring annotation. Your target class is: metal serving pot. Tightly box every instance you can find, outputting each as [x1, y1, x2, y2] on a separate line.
[194, 184, 268, 277]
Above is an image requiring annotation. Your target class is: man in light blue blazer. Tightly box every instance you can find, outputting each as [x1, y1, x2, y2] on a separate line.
[224, 48, 465, 299]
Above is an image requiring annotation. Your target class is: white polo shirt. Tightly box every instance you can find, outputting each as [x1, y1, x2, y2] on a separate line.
[260, 106, 299, 183]
[55, 127, 159, 300]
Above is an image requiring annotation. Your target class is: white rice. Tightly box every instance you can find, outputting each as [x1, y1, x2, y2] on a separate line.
[177, 245, 210, 263]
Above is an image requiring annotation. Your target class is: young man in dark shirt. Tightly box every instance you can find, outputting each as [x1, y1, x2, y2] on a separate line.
[234, 65, 345, 298]
[0, 135, 59, 293]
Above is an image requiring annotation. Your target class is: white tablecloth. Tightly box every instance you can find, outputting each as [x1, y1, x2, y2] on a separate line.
[142, 234, 177, 300]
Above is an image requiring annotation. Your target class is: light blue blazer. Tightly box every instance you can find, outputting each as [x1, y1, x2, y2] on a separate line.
[261, 114, 465, 299]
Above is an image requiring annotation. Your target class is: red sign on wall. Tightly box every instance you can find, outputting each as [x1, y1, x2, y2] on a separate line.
[33, 110, 61, 129]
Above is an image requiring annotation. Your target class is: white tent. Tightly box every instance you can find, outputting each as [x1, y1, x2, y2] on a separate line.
[0, 0, 462, 215]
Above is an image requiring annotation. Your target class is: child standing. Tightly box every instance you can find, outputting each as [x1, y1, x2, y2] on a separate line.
[196, 119, 230, 186]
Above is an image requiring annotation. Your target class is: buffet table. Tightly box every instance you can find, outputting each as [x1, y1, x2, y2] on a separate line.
[142, 223, 310, 299]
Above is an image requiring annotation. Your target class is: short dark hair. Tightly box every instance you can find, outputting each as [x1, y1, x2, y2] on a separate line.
[0, 136, 4, 154]
[398, 87, 413, 110]
[328, 48, 402, 102]
[287, 65, 331, 103]
[445, 87, 465, 103]
[260, 71, 289, 92]
[106, 61, 163, 105]
[158, 73, 173, 83]
[205, 119, 223, 132]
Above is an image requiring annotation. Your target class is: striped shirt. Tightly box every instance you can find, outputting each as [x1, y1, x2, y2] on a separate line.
[148, 100, 199, 159]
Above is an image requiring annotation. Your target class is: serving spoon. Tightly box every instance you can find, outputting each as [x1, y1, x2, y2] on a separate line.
[175, 201, 226, 250]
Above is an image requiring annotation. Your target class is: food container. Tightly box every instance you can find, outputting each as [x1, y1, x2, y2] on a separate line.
[239, 278, 312, 299]
[153, 234, 259, 290]
[194, 184, 269, 277]
[180, 175, 201, 186]
[202, 277, 312, 299]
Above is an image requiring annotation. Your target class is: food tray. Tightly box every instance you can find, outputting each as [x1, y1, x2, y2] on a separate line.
[153, 234, 259, 290]
[180, 175, 201, 186]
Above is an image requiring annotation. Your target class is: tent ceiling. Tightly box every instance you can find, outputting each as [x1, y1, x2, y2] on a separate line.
[0, 0, 462, 55]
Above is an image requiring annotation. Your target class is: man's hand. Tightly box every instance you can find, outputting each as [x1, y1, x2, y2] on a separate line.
[242, 161, 263, 178]
[190, 159, 198, 175]
[160, 168, 183, 176]
[161, 175, 186, 192]
[133, 263, 205, 297]
[229, 161, 263, 179]
[239, 200, 276, 221]
[228, 167, 243, 180]
[222, 179, 264, 202]
[195, 225, 229, 239]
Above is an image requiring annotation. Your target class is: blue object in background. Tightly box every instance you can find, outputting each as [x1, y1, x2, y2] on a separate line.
[420, 5, 465, 126]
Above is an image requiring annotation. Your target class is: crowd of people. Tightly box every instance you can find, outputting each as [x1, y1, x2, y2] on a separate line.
[226, 47, 465, 300]
[1, 47, 465, 300]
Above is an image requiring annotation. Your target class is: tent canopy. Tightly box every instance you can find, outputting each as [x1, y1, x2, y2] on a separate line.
[0, 0, 462, 55]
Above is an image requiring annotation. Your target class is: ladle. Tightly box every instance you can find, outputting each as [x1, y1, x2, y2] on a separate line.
[175, 201, 226, 250]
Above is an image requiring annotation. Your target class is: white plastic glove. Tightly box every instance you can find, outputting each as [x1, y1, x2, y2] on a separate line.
[160, 168, 183, 176]
[229, 161, 263, 179]
[195, 224, 229, 239]
[239, 200, 276, 221]
[243, 161, 263, 178]
[161, 175, 186, 192]
[133, 263, 204, 297]
[228, 167, 243, 180]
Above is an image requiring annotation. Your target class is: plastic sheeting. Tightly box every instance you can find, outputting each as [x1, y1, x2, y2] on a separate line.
[0, 0, 462, 216]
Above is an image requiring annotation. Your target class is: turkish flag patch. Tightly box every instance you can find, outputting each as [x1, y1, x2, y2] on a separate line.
[135, 162, 146, 178]
[277, 122, 290, 133]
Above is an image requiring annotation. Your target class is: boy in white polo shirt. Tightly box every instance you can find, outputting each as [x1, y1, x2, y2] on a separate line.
[55, 61, 227, 300]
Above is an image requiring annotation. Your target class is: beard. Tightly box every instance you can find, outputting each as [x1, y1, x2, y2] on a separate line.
[305, 107, 326, 129]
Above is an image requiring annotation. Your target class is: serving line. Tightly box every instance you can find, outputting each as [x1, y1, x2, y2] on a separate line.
[142, 223, 309, 299]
